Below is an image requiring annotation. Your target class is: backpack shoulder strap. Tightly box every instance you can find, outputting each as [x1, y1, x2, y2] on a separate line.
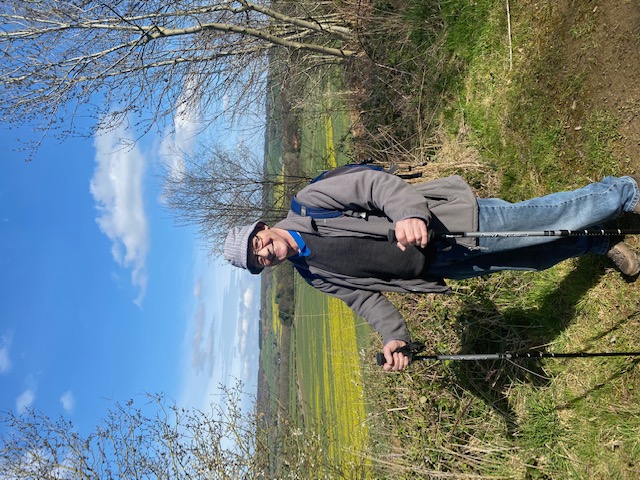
[290, 163, 384, 219]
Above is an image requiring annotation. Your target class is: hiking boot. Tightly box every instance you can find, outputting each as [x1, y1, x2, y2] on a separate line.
[607, 239, 640, 276]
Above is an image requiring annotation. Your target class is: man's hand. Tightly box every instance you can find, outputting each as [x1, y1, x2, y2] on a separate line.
[394, 218, 429, 251]
[382, 339, 410, 371]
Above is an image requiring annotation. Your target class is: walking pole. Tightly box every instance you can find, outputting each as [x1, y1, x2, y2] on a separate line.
[389, 228, 640, 244]
[376, 342, 640, 366]
[381, 229, 640, 365]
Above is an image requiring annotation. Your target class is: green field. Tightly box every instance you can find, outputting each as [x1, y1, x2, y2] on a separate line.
[293, 278, 371, 471]
[298, 70, 353, 175]
[291, 71, 373, 472]
[262, 65, 373, 474]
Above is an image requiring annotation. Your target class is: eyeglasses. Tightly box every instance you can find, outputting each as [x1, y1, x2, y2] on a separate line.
[251, 232, 265, 268]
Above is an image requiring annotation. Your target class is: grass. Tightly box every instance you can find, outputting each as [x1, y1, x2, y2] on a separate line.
[349, 0, 640, 478]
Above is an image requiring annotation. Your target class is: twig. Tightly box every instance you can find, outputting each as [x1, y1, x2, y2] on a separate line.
[386, 406, 409, 412]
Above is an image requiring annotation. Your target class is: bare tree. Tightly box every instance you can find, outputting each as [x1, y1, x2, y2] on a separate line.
[163, 142, 312, 253]
[0, 0, 362, 156]
[0, 382, 350, 479]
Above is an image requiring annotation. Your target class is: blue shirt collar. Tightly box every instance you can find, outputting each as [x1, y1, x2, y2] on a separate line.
[288, 230, 311, 258]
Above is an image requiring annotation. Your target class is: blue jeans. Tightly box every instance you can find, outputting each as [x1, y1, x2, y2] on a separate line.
[427, 176, 640, 279]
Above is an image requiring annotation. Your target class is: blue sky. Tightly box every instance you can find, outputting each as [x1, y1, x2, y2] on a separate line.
[0, 109, 261, 434]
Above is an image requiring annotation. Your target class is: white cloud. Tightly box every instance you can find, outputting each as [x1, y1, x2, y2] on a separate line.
[60, 391, 75, 413]
[242, 285, 254, 309]
[159, 78, 203, 184]
[91, 121, 149, 307]
[237, 314, 251, 356]
[177, 255, 261, 412]
[193, 277, 202, 298]
[16, 389, 35, 414]
[0, 333, 11, 374]
[190, 300, 216, 377]
[191, 303, 207, 373]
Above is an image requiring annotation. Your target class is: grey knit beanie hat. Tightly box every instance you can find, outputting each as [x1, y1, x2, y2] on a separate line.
[224, 220, 264, 274]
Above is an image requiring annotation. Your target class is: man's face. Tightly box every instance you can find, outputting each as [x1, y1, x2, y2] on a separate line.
[248, 226, 296, 271]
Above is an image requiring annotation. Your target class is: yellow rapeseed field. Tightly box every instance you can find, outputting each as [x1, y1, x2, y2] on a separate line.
[271, 287, 282, 343]
[325, 296, 369, 465]
[294, 277, 370, 474]
[324, 113, 337, 169]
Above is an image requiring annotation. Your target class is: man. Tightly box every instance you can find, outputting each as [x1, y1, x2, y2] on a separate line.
[224, 166, 640, 371]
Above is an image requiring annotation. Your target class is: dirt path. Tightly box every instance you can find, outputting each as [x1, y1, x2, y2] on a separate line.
[553, 1, 640, 165]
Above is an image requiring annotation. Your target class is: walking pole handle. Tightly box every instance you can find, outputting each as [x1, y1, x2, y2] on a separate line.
[376, 342, 426, 366]
[387, 229, 436, 245]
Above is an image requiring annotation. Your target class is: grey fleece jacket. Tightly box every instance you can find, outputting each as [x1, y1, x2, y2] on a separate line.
[274, 168, 478, 345]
